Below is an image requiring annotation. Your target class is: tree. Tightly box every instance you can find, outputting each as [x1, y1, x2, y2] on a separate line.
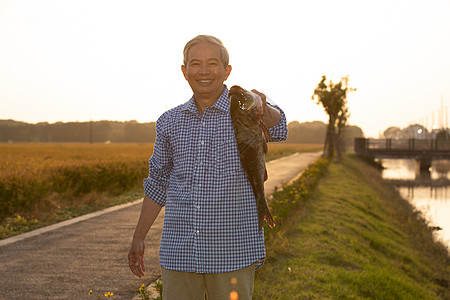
[383, 126, 405, 139]
[312, 75, 355, 160]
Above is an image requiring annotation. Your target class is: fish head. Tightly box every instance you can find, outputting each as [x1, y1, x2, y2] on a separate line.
[229, 85, 264, 122]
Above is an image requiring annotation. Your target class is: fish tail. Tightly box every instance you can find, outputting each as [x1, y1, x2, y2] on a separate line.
[258, 205, 275, 232]
[265, 209, 275, 228]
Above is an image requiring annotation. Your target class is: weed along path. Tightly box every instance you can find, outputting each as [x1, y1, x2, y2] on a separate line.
[0, 151, 321, 300]
[265, 151, 323, 196]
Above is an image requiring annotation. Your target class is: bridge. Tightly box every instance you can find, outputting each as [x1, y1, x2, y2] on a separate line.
[354, 138, 450, 170]
[384, 178, 450, 187]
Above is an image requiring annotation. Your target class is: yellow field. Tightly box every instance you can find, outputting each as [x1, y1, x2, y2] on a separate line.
[0, 142, 322, 235]
[0, 143, 153, 220]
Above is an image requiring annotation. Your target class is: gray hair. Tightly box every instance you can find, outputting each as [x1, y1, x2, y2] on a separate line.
[183, 35, 230, 67]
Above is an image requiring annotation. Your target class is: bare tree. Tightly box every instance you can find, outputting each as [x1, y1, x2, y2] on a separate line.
[312, 75, 355, 160]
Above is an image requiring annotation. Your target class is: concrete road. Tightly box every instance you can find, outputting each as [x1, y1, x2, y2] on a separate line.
[0, 151, 321, 300]
[265, 151, 323, 196]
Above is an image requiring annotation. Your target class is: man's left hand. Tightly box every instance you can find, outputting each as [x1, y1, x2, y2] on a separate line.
[252, 89, 281, 128]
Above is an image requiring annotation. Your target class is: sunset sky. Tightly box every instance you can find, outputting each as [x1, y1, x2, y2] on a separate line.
[1, 0, 449, 138]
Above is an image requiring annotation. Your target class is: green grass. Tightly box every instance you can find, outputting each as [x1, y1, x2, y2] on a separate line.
[255, 154, 449, 300]
[0, 186, 144, 239]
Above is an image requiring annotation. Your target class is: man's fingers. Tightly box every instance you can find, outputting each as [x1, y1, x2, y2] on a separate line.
[251, 89, 268, 110]
[251, 89, 266, 99]
[141, 259, 146, 273]
[130, 263, 144, 277]
[128, 239, 146, 277]
[128, 251, 145, 278]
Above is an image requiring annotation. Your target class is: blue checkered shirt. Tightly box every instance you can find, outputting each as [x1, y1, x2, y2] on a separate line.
[144, 87, 287, 273]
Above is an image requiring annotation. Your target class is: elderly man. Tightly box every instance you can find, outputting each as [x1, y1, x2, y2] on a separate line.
[128, 35, 287, 300]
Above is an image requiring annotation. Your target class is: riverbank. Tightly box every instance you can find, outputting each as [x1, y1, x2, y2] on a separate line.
[255, 154, 449, 299]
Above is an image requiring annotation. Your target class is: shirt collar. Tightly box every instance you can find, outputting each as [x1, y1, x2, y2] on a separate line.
[212, 86, 229, 113]
[181, 85, 229, 115]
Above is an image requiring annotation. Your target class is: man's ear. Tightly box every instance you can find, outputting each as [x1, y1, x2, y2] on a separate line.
[181, 65, 188, 80]
[224, 65, 232, 81]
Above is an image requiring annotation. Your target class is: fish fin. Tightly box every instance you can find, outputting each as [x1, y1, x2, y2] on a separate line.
[265, 210, 275, 229]
[263, 137, 268, 154]
[260, 121, 272, 142]
[264, 166, 268, 181]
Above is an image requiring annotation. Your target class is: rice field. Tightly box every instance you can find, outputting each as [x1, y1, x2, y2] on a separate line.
[0, 142, 322, 238]
[0, 143, 153, 219]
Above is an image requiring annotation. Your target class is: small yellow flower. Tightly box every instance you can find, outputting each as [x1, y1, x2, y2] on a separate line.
[139, 283, 145, 292]
[88, 290, 93, 295]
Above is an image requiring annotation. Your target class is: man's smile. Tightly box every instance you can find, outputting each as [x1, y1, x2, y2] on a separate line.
[197, 79, 214, 85]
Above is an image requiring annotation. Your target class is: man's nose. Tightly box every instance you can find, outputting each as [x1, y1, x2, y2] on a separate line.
[198, 64, 210, 74]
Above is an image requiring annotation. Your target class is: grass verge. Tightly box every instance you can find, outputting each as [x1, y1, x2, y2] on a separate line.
[0, 186, 144, 239]
[255, 154, 449, 299]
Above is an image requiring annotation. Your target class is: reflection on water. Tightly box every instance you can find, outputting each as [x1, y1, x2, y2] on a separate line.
[380, 159, 450, 249]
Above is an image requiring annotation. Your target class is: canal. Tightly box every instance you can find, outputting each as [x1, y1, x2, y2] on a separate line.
[380, 159, 450, 250]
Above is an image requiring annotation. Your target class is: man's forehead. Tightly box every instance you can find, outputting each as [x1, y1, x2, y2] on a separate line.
[187, 43, 222, 61]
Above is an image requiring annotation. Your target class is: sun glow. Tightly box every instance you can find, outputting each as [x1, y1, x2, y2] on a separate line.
[0, 0, 449, 138]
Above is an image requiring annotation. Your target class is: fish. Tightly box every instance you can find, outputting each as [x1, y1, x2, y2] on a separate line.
[229, 85, 275, 231]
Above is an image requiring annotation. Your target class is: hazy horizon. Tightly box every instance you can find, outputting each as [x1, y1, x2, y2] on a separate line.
[1, 0, 449, 138]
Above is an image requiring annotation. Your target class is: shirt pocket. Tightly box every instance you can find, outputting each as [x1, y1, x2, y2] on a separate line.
[215, 136, 243, 174]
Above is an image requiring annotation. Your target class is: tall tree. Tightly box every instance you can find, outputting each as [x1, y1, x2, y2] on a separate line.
[312, 75, 355, 159]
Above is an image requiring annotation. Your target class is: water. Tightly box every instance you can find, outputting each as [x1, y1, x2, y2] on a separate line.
[380, 159, 450, 249]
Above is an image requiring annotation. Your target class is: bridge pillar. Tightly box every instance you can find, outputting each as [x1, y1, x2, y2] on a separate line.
[354, 138, 367, 154]
[416, 156, 432, 171]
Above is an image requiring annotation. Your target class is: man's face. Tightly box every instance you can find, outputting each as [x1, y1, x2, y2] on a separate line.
[182, 42, 232, 101]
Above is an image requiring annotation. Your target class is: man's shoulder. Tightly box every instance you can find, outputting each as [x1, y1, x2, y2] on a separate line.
[158, 100, 188, 120]
[155, 98, 193, 131]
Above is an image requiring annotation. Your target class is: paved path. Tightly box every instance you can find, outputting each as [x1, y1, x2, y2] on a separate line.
[265, 151, 323, 196]
[0, 151, 321, 300]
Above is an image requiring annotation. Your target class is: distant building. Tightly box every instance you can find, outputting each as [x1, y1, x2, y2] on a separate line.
[402, 124, 430, 139]
[431, 129, 450, 140]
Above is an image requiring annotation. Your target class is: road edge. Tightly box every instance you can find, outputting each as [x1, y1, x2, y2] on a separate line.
[0, 198, 143, 247]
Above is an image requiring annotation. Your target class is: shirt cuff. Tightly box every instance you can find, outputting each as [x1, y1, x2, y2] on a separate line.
[143, 178, 167, 207]
[267, 105, 288, 142]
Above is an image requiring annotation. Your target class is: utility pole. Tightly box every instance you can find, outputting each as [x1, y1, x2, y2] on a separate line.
[432, 112, 435, 131]
[443, 94, 447, 130]
[90, 120, 93, 144]
[441, 95, 443, 129]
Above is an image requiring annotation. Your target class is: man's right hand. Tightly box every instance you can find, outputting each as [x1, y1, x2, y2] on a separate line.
[128, 239, 146, 278]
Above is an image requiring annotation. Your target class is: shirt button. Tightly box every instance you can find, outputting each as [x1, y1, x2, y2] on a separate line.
[196, 230, 200, 234]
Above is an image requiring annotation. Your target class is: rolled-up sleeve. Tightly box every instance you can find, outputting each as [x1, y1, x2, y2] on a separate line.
[143, 113, 173, 207]
[267, 104, 288, 142]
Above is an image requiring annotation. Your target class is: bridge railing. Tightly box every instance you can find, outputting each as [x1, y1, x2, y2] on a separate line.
[355, 138, 450, 152]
